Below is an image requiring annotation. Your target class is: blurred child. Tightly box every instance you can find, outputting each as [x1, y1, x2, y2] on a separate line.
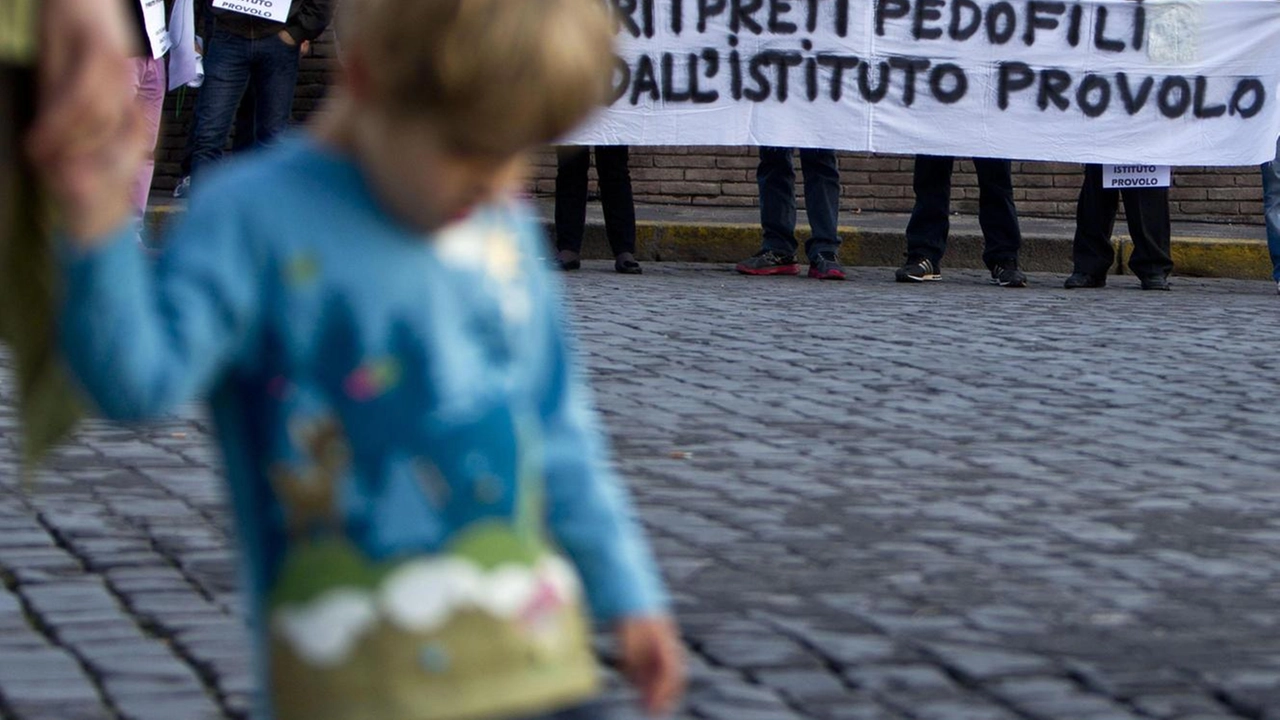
[41, 0, 685, 718]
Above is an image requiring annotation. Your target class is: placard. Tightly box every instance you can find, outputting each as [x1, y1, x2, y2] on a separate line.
[569, 0, 1280, 166]
[212, 0, 289, 24]
[1102, 164, 1171, 189]
[139, 0, 172, 59]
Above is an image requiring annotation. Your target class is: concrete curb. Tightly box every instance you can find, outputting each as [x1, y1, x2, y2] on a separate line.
[578, 221, 1272, 280]
[144, 203, 1273, 280]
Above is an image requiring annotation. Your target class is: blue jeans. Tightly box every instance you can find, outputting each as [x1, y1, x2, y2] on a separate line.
[757, 147, 841, 261]
[189, 28, 301, 179]
[1262, 136, 1280, 281]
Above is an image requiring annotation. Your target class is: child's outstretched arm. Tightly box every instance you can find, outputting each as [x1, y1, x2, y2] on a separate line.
[54, 181, 263, 421]
[534, 282, 686, 716]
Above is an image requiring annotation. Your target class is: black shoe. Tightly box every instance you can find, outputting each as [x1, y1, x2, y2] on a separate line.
[555, 250, 581, 271]
[895, 257, 940, 282]
[614, 253, 642, 274]
[1064, 272, 1106, 289]
[990, 261, 1027, 288]
[736, 249, 800, 276]
[1140, 275, 1171, 291]
[807, 252, 846, 280]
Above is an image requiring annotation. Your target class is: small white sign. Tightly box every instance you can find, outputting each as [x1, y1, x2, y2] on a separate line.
[212, 0, 289, 24]
[139, 0, 172, 59]
[1102, 165, 1172, 190]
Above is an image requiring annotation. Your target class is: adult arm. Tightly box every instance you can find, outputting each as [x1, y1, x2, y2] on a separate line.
[283, 0, 334, 44]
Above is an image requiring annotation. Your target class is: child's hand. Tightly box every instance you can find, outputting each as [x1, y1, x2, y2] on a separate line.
[616, 615, 686, 717]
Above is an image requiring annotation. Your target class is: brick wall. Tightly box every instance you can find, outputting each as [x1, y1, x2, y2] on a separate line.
[154, 34, 1266, 225]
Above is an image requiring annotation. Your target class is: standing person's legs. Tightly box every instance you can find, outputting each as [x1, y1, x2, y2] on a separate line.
[554, 145, 591, 268]
[1067, 164, 1121, 283]
[189, 29, 253, 179]
[594, 145, 639, 267]
[1120, 186, 1172, 289]
[904, 155, 954, 267]
[1261, 136, 1280, 287]
[797, 147, 840, 260]
[757, 146, 800, 256]
[249, 31, 301, 148]
[231, 84, 257, 152]
[737, 146, 801, 274]
[130, 55, 167, 218]
[972, 157, 1022, 268]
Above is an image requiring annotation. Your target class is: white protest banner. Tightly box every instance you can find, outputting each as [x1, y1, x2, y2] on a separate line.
[213, 0, 289, 24]
[571, 0, 1280, 165]
[1102, 163, 1170, 188]
[139, 0, 172, 59]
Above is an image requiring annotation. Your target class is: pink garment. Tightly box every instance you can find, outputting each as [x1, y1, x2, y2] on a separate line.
[129, 55, 168, 217]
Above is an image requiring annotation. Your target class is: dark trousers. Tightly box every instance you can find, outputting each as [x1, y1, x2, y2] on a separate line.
[554, 146, 636, 256]
[190, 28, 300, 179]
[905, 155, 1022, 269]
[1072, 164, 1172, 279]
[757, 146, 841, 260]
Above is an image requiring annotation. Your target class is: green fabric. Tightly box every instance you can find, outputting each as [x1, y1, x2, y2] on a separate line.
[0, 0, 37, 65]
[0, 65, 83, 475]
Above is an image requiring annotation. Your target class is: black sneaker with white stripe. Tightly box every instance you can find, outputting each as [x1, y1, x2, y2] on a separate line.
[895, 257, 940, 282]
[989, 261, 1027, 288]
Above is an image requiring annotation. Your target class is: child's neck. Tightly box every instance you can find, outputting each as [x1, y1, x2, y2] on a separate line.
[310, 96, 359, 154]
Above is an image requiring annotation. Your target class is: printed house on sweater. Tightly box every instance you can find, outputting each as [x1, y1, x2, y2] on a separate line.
[57, 138, 667, 720]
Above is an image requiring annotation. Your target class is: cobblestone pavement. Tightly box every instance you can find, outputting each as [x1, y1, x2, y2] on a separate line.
[2, 264, 1280, 720]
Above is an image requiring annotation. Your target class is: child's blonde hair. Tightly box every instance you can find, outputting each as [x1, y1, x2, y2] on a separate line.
[339, 0, 615, 157]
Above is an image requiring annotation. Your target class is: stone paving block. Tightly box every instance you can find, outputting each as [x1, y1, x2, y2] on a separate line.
[750, 668, 850, 703]
[111, 693, 225, 720]
[0, 650, 90, 682]
[76, 642, 200, 681]
[100, 675, 208, 700]
[0, 677, 102, 703]
[794, 699, 907, 720]
[691, 704, 806, 720]
[2, 700, 115, 720]
[791, 630, 899, 667]
[1129, 692, 1235, 718]
[843, 664, 961, 696]
[904, 699, 1023, 720]
[51, 622, 154, 645]
[921, 643, 1057, 681]
[697, 634, 816, 670]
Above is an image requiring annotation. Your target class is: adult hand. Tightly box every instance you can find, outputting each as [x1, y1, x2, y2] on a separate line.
[35, 105, 149, 243]
[616, 615, 686, 717]
[278, 29, 298, 47]
[26, 0, 136, 165]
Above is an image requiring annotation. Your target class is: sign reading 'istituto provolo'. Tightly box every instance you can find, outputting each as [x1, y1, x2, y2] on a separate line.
[213, 0, 289, 24]
[570, 0, 1280, 166]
